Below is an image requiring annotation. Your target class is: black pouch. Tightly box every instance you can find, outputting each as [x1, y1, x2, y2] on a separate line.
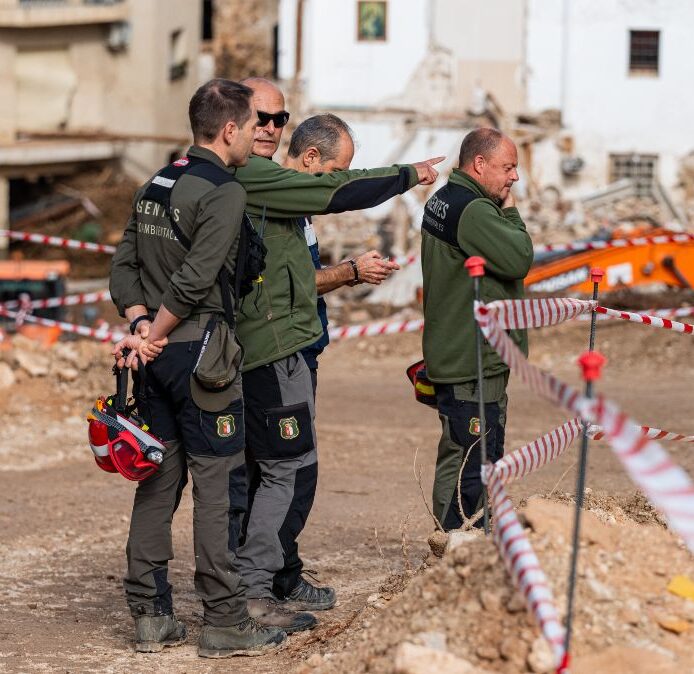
[197, 398, 245, 456]
[259, 402, 314, 460]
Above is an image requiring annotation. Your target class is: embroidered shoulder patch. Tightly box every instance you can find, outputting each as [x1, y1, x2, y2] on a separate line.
[469, 417, 481, 436]
[217, 415, 236, 438]
[279, 416, 300, 440]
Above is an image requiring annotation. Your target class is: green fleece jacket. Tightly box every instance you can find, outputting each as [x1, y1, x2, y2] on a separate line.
[235, 155, 418, 370]
[421, 170, 534, 383]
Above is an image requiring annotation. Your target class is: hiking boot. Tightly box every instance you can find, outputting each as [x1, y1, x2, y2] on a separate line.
[283, 576, 336, 611]
[134, 614, 187, 653]
[198, 617, 286, 658]
[247, 597, 317, 634]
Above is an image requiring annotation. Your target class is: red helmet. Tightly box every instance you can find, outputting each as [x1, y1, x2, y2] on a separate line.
[87, 397, 164, 481]
[87, 415, 118, 473]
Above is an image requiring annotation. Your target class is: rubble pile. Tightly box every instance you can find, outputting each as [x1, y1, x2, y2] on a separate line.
[0, 335, 112, 471]
[294, 496, 694, 674]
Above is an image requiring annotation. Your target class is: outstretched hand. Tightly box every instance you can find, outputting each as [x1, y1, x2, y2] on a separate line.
[413, 156, 446, 186]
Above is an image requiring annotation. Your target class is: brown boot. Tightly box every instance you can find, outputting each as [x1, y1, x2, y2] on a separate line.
[247, 597, 317, 634]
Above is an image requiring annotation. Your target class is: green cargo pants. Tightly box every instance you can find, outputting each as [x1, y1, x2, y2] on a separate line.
[124, 440, 248, 626]
[433, 372, 508, 530]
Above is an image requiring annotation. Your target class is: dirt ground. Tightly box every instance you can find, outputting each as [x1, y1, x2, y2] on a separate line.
[0, 319, 693, 673]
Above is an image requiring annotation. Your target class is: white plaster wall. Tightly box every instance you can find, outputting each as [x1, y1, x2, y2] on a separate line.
[298, 0, 430, 109]
[528, 0, 694, 191]
[525, 0, 564, 112]
[565, 0, 694, 190]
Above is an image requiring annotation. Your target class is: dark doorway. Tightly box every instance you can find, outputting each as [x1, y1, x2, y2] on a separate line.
[202, 0, 214, 41]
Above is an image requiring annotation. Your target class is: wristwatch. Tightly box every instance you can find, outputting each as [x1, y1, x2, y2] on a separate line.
[129, 314, 151, 335]
[348, 259, 360, 282]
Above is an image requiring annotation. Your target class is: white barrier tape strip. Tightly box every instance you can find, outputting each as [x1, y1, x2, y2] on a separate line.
[484, 298, 595, 331]
[595, 305, 694, 335]
[533, 232, 694, 254]
[488, 468, 567, 666]
[590, 424, 694, 443]
[328, 317, 423, 342]
[0, 229, 116, 254]
[0, 290, 111, 311]
[494, 418, 583, 485]
[475, 300, 694, 555]
[0, 305, 124, 342]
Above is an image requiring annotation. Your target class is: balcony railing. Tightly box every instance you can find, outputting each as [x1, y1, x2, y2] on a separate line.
[0, 0, 128, 27]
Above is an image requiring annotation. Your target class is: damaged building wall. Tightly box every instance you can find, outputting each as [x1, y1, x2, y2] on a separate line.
[213, 0, 279, 80]
[0, 0, 199, 180]
[279, 0, 525, 117]
[526, 0, 694, 195]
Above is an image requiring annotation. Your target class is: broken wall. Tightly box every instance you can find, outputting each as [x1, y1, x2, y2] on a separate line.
[213, 0, 279, 81]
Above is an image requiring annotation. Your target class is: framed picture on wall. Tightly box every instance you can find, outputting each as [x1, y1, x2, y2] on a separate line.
[357, 1, 387, 41]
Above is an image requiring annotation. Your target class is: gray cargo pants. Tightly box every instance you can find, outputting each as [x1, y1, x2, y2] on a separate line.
[235, 353, 318, 599]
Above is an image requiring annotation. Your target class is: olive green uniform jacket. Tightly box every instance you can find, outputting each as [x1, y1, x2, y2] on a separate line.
[235, 156, 418, 370]
[421, 170, 534, 384]
[110, 145, 245, 321]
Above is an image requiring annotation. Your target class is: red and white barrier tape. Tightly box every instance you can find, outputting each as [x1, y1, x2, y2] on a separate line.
[0, 229, 116, 255]
[475, 299, 694, 555]
[0, 290, 111, 311]
[494, 418, 583, 485]
[595, 305, 693, 335]
[487, 468, 567, 666]
[393, 252, 419, 268]
[644, 306, 694, 320]
[481, 297, 595, 331]
[533, 232, 694, 254]
[328, 317, 423, 342]
[391, 233, 694, 268]
[590, 424, 694, 443]
[0, 305, 124, 342]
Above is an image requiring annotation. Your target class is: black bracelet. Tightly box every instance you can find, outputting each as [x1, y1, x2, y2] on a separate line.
[129, 314, 151, 335]
[348, 259, 359, 282]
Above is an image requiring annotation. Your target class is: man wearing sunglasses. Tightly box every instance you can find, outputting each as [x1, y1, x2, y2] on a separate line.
[231, 77, 444, 634]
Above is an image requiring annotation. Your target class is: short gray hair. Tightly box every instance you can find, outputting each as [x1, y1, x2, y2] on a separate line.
[458, 128, 504, 168]
[288, 114, 354, 161]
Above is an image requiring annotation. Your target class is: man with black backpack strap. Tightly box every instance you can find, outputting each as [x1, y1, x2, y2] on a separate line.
[421, 128, 533, 532]
[109, 79, 285, 658]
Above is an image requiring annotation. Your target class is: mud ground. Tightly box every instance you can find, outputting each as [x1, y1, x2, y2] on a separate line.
[0, 319, 692, 673]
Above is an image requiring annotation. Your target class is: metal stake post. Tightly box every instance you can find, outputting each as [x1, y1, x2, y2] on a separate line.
[464, 256, 489, 534]
[563, 267, 604, 658]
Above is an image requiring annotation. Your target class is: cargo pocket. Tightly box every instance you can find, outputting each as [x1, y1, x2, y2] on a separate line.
[196, 397, 245, 456]
[259, 402, 313, 460]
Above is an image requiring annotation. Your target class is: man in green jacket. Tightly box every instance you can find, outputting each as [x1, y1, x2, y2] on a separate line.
[231, 78, 443, 631]
[421, 128, 533, 531]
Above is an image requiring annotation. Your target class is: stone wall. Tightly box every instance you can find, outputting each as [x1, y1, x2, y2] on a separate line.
[212, 0, 279, 81]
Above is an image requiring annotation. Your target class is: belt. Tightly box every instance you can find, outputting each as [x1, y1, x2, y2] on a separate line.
[158, 312, 225, 344]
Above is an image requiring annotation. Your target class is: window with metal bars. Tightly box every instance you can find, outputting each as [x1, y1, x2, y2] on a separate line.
[629, 30, 659, 75]
[609, 153, 658, 196]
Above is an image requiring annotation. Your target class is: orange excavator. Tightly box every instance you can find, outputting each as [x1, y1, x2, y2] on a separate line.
[526, 227, 694, 294]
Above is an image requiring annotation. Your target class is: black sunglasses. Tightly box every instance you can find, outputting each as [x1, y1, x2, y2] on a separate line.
[257, 110, 290, 128]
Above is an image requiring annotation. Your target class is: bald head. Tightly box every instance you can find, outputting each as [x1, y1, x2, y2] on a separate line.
[458, 128, 519, 204]
[241, 78, 287, 157]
